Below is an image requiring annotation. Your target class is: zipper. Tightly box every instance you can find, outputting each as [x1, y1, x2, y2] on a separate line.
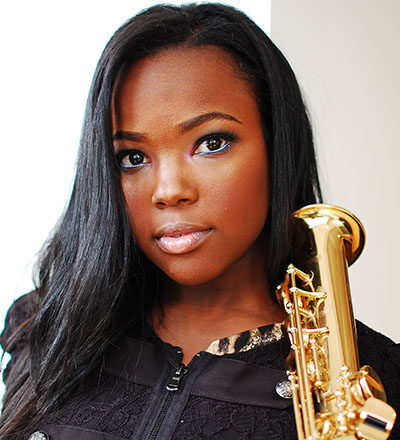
[147, 391, 174, 440]
[146, 350, 201, 440]
[166, 364, 187, 391]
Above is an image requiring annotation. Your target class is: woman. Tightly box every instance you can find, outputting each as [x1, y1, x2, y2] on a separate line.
[1, 3, 399, 439]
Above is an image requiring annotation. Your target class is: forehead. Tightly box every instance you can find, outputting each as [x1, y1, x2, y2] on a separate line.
[113, 46, 258, 129]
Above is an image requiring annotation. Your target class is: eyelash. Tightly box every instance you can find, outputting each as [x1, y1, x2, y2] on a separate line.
[115, 131, 238, 170]
[194, 131, 237, 156]
[115, 150, 148, 170]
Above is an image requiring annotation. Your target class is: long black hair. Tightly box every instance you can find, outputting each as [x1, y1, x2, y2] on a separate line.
[0, 3, 321, 438]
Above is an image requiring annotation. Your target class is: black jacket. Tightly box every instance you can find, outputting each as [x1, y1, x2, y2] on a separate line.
[2, 294, 400, 440]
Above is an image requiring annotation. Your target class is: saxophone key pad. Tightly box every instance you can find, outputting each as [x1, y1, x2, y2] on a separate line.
[276, 380, 292, 399]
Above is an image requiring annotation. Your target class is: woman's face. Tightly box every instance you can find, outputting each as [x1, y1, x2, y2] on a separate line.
[112, 46, 268, 286]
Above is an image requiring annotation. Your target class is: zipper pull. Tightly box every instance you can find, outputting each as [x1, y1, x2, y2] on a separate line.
[166, 364, 187, 392]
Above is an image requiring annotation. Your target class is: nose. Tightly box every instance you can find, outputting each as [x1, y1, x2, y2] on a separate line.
[151, 162, 198, 208]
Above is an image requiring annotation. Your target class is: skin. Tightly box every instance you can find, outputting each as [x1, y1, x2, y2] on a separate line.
[112, 46, 285, 364]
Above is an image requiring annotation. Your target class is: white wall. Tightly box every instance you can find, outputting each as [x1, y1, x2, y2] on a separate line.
[271, 0, 400, 341]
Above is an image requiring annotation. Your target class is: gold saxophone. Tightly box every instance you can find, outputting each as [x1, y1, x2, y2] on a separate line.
[276, 204, 396, 439]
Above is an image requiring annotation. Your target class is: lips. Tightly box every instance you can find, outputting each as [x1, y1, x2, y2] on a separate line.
[154, 224, 212, 254]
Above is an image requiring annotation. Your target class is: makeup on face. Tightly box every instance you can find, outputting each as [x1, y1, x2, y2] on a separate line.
[154, 223, 213, 254]
[112, 45, 269, 287]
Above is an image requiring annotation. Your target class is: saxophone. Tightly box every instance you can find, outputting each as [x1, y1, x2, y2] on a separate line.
[276, 204, 396, 440]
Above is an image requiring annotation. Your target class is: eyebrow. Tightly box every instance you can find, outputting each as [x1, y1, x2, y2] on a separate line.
[112, 111, 241, 142]
[113, 131, 146, 142]
[178, 111, 242, 132]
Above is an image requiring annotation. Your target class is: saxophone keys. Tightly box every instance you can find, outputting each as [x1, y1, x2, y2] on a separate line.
[356, 397, 396, 440]
[359, 365, 387, 402]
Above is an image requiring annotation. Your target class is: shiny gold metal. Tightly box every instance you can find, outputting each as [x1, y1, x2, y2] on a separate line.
[276, 204, 396, 439]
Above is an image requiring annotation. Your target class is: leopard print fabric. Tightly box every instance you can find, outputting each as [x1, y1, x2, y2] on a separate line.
[205, 323, 284, 356]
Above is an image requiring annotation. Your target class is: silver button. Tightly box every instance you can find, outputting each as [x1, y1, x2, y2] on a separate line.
[275, 380, 292, 399]
[28, 432, 49, 440]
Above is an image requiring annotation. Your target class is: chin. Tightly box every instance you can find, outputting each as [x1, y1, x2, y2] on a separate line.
[165, 272, 216, 287]
[161, 262, 225, 287]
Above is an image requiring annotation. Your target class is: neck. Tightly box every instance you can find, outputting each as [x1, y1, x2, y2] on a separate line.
[151, 248, 285, 362]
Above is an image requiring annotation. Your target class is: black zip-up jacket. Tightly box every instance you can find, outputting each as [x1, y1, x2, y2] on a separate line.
[2, 294, 400, 440]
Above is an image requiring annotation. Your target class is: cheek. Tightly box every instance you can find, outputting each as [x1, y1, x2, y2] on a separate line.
[211, 149, 269, 234]
[121, 177, 152, 238]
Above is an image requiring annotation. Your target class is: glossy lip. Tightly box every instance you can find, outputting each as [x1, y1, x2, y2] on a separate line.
[154, 223, 213, 254]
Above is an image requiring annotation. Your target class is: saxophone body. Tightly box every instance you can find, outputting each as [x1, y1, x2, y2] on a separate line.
[276, 204, 396, 440]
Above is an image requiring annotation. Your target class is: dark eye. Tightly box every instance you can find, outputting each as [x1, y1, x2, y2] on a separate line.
[194, 132, 237, 155]
[116, 149, 149, 169]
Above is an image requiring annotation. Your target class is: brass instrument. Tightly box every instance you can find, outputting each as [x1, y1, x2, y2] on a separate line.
[276, 204, 396, 439]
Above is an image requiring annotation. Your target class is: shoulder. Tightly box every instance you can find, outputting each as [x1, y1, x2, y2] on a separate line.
[1, 292, 35, 350]
[356, 319, 399, 371]
[356, 320, 400, 431]
[1, 292, 36, 383]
